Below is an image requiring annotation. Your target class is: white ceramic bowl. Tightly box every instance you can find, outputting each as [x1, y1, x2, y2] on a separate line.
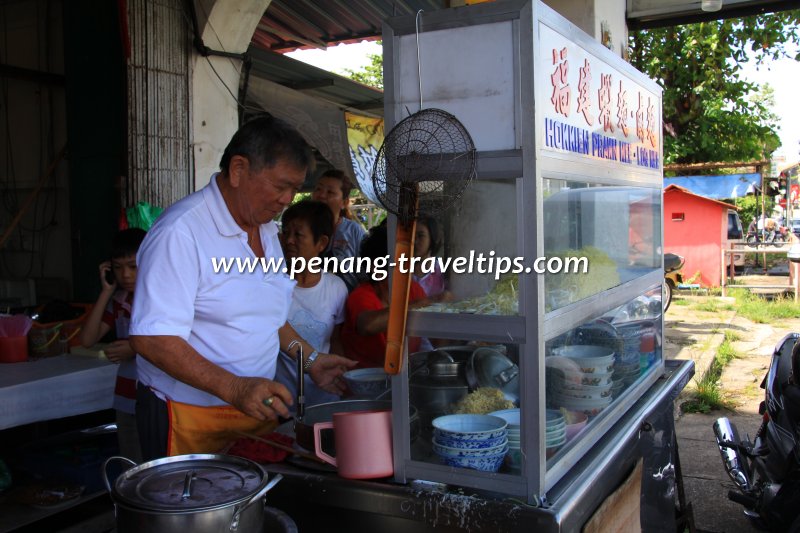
[557, 387, 612, 401]
[343, 368, 390, 398]
[546, 427, 567, 443]
[558, 370, 614, 387]
[551, 346, 616, 373]
[488, 408, 520, 429]
[546, 409, 565, 426]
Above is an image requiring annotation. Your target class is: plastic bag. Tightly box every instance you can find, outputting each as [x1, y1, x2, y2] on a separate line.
[126, 201, 163, 231]
[0, 314, 32, 337]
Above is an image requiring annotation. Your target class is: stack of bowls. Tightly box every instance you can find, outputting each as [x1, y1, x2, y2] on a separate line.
[489, 408, 521, 470]
[613, 360, 640, 387]
[546, 409, 566, 458]
[431, 414, 508, 472]
[546, 345, 615, 417]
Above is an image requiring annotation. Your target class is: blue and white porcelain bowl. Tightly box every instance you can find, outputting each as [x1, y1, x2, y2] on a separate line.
[436, 444, 509, 472]
[434, 431, 507, 450]
[432, 438, 508, 458]
[432, 414, 508, 444]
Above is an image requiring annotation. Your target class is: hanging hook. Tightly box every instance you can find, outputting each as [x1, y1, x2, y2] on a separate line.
[415, 9, 424, 111]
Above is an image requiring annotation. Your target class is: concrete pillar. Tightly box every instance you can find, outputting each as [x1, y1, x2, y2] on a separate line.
[190, 0, 271, 190]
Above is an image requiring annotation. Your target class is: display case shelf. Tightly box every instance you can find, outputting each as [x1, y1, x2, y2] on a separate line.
[384, 0, 664, 503]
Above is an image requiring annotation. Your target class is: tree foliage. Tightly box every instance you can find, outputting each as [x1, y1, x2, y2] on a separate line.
[342, 42, 383, 90]
[629, 11, 800, 167]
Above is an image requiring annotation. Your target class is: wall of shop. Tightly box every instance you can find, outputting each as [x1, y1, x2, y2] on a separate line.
[0, 0, 72, 305]
[190, 0, 270, 189]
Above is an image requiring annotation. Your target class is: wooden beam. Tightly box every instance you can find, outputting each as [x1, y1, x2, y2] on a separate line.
[665, 160, 770, 173]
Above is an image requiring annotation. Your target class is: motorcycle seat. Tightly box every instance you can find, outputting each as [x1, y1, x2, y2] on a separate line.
[664, 253, 682, 272]
[793, 340, 800, 385]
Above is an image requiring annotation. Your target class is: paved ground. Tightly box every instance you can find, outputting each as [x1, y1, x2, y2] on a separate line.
[668, 292, 800, 533]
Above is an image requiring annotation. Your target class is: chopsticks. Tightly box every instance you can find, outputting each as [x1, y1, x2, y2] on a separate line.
[232, 430, 327, 464]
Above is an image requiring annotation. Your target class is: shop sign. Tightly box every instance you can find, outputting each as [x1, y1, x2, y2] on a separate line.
[539, 23, 661, 171]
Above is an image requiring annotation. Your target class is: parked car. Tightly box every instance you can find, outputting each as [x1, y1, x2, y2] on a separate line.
[791, 218, 800, 237]
[726, 209, 745, 267]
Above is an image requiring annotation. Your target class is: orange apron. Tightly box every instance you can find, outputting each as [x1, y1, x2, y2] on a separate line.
[167, 400, 277, 456]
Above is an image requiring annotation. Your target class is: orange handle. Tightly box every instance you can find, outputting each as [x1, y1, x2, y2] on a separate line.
[384, 220, 416, 375]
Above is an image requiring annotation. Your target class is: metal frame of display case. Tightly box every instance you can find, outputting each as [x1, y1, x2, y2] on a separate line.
[385, 0, 663, 504]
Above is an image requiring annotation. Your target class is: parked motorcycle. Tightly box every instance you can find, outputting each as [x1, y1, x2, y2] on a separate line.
[663, 252, 684, 313]
[713, 333, 800, 532]
[746, 226, 789, 248]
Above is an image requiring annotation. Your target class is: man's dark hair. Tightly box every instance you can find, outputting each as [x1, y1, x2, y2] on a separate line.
[281, 200, 334, 243]
[111, 228, 146, 259]
[220, 115, 314, 174]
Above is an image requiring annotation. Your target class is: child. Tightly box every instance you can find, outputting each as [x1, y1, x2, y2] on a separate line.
[80, 228, 146, 462]
[275, 200, 349, 407]
[342, 224, 432, 368]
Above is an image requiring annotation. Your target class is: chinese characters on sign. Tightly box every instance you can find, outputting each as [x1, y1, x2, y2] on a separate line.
[542, 39, 660, 170]
[550, 48, 570, 116]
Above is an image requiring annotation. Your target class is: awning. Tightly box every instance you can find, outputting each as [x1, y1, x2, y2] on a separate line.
[663, 174, 761, 200]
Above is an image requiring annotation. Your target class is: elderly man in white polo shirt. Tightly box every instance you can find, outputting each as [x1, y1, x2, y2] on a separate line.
[130, 116, 356, 459]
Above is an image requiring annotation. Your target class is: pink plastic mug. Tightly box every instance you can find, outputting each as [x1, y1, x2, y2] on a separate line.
[313, 409, 393, 479]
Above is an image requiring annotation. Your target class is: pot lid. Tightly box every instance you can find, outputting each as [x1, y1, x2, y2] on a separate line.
[469, 347, 520, 404]
[112, 454, 266, 511]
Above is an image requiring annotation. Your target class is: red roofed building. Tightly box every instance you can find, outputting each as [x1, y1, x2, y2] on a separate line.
[664, 184, 741, 287]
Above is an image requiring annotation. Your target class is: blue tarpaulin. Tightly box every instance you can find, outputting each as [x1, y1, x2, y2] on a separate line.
[663, 174, 761, 200]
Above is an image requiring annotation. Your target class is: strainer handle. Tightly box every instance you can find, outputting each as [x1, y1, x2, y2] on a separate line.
[384, 219, 416, 375]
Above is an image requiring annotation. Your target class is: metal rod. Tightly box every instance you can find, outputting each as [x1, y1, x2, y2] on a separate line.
[415, 9, 424, 111]
[232, 430, 326, 464]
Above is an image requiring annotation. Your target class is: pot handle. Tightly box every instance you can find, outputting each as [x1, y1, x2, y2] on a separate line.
[102, 456, 137, 494]
[313, 422, 337, 467]
[229, 473, 283, 531]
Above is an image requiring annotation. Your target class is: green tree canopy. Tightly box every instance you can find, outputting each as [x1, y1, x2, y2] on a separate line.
[629, 11, 800, 167]
[342, 41, 383, 89]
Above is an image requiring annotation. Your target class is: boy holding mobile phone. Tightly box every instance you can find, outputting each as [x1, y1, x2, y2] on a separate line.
[80, 228, 146, 462]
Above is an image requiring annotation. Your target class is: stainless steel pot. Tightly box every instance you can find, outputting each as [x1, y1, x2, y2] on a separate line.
[102, 454, 282, 533]
[409, 348, 476, 437]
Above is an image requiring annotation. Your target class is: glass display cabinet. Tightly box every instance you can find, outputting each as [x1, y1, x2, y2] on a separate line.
[385, 0, 665, 503]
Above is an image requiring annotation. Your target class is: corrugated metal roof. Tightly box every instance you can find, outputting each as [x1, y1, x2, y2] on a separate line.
[251, 0, 446, 52]
[247, 46, 384, 115]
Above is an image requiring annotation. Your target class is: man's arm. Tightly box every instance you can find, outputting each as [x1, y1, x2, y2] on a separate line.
[130, 335, 292, 421]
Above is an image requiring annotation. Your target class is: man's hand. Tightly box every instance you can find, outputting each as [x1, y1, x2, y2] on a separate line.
[104, 340, 136, 363]
[226, 377, 293, 421]
[307, 354, 358, 395]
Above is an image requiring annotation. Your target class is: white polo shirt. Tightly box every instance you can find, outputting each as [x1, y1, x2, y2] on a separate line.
[130, 174, 295, 406]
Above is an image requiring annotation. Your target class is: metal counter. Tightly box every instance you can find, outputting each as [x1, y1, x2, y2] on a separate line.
[264, 359, 693, 532]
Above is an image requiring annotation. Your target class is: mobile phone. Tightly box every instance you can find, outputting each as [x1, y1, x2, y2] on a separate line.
[105, 268, 116, 285]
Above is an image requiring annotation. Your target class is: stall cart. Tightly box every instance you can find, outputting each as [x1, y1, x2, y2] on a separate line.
[264, 1, 689, 530]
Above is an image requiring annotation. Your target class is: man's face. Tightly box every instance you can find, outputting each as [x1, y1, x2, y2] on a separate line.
[232, 158, 306, 227]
